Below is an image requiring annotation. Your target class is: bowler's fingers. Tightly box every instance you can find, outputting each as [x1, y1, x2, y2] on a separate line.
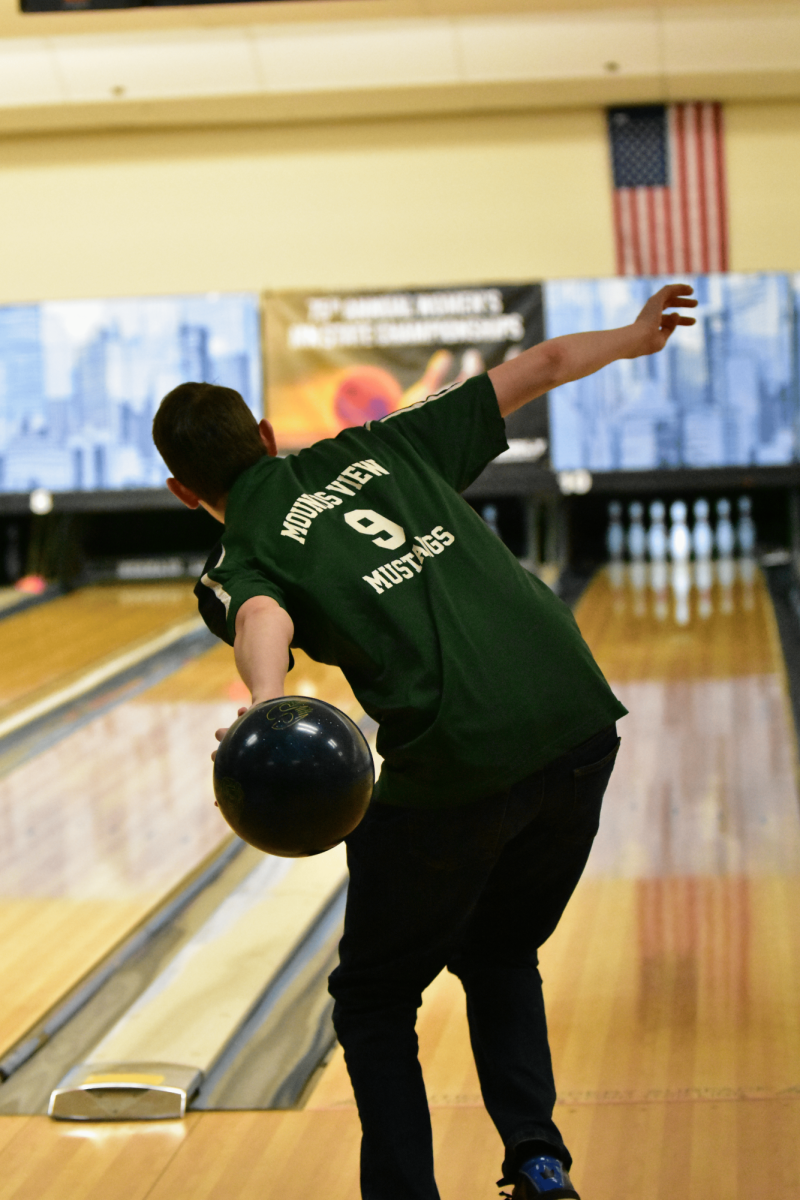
[660, 283, 698, 310]
[655, 286, 697, 336]
[660, 311, 697, 332]
[636, 284, 695, 330]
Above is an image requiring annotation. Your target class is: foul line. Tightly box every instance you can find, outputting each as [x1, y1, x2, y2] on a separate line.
[311, 1086, 800, 1113]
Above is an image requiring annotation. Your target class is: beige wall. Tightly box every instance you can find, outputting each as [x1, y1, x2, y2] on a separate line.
[0, 109, 614, 305]
[2, 98, 800, 307]
[727, 101, 800, 274]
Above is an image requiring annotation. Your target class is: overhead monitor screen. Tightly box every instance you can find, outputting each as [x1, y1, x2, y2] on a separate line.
[546, 273, 797, 472]
[0, 293, 261, 493]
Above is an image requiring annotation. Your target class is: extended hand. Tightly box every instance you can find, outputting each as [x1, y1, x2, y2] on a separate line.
[629, 283, 698, 356]
[211, 706, 249, 765]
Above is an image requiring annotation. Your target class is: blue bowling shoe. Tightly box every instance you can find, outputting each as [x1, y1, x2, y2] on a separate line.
[505, 1154, 580, 1200]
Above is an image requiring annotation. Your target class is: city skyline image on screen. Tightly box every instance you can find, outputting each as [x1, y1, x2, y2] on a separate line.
[0, 293, 261, 493]
[546, 273, 797, 472]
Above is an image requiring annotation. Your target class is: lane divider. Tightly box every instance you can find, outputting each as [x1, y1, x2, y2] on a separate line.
[0, 836, 244, 1083]
[48, 847, 348, 1120]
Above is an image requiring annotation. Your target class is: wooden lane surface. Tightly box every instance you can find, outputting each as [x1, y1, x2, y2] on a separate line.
[0, 583, 199, 722]
[0, 590, 35, 616]
[3, 562, 800, 1199]
[0, 640, 362, 1059]
[305, 563, 800, 1196]
[1, 1096, 799, 1199]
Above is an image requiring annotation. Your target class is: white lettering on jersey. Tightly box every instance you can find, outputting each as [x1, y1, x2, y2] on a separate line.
[417, 533, 443, 556]
[327, 480, 356, 497]
[359, 458, 390, 477]
[361, 526, 455, 594]
[281, 525, 307, 544]
[341, 465, 371, 487]
[393, 558, 415, 580]
[363, 569, 388, 594]
[379, 562, 404, 584]
[281, 490, 344, 543]
[281, 461, 391, 545]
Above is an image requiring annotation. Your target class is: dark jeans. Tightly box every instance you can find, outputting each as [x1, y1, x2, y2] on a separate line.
[328, 724, 620, 1200]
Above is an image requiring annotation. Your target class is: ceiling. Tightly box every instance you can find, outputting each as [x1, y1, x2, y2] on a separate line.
[0, 1, 798, 135]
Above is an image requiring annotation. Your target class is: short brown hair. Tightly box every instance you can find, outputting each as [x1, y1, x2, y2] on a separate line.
[153, 382, 267, 505]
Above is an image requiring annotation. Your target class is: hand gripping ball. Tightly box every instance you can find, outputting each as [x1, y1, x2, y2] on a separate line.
[213, 697, 374, 857]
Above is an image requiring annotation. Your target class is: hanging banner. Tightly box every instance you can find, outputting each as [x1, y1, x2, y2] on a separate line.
[264, 284, 545, 452]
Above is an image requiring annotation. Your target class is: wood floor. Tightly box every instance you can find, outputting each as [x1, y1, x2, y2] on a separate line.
[1, 564, 800, 1198]
[0, 585, 363, 1059]
[0, 583, 201, 720]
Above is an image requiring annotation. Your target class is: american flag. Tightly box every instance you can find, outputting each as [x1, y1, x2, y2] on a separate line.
[608, 103, 728, 277]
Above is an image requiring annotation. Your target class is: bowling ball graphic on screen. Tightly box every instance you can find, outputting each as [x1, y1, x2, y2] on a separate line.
[213, 697, 374, 857]
[333, 365, 403, 426]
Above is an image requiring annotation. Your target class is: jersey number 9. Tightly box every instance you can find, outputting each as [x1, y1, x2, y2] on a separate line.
[344, 509, 406, 550]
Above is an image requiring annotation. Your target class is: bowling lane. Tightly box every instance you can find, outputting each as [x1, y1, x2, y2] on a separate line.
[306, 562, 800, 1198]
[0, 638, 364, 1061]
[2, 561, 797, 1200]
[0, 583, 200, 722]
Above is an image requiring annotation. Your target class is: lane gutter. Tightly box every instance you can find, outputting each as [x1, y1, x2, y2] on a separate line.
[0, 617, 215, 779]
[0, 612, 229, 1081]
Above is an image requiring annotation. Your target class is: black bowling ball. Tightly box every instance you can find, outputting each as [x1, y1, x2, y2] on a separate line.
[213, 696, 374, 857]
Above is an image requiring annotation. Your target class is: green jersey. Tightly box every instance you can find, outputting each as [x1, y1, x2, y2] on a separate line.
[196, 374, 626, 809]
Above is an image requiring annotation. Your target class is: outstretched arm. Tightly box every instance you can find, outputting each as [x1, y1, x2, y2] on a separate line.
[488, 283, 698, 417]
[233, 595, 294, 705]
[212, 595, 294, 761]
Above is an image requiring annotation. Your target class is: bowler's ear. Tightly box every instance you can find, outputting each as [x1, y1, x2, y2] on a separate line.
[167, 477, 201, 509]
[258, 419, 278, 458]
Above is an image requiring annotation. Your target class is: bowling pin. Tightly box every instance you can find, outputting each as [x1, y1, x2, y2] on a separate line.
[671, 560, 691, 626]
[647, 501, 667, 562]
[669, 500, 691, 563]
[669, 504, 691, 624]
[607, 501, 625, 562]
[692, 499, 714, 619]
[627, 502, 647, 562]
[627, 503, 647, 616]
[694, 556, 714, 619]
[715, 499, 736, 613]
[736, 496, 756, 557]
[692, 499, 713, 561]
[715, 498, 735, 558]
[648, 501, 668, 621]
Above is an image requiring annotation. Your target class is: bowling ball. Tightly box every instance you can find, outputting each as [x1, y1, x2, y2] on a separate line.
[333, 365, 402, 427]
[213, 697, 374, 857]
